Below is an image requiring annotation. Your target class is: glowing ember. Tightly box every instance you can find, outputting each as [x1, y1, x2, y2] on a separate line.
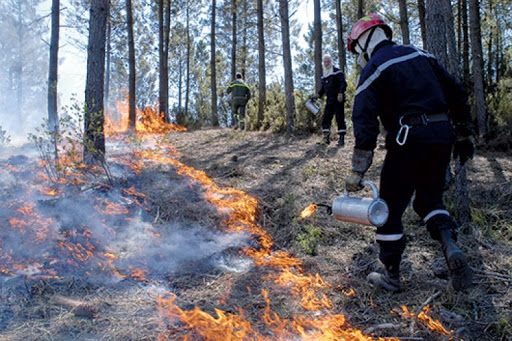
[400, 305, 451, 336]
[342, 288, 357, 297]
[39, 186, 60, 197]
[300, 203, 318, 219]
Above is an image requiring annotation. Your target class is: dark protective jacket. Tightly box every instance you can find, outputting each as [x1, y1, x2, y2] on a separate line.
[352, 41, 472, 151]
[318, 67, 347, 103]
[227, 79, 251, 103]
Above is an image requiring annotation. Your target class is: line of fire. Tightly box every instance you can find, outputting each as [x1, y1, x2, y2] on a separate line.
[0, 103, 455, 340]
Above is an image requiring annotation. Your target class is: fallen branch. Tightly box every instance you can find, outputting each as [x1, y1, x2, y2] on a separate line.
[51, 294, 98, 319]
[364, 322, 405, 334]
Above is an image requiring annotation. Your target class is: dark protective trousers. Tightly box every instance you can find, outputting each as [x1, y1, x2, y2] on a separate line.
[321, 100, 346, 135]
[377, 143, 453, 269]
[232, 97, 248, 129]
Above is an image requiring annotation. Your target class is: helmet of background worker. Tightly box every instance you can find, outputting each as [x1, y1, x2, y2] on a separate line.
[235, 72, 243, 79]
[347, 13, 392, 67]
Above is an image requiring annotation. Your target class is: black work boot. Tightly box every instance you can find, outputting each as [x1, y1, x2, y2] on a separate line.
[321, 132, 330, 145]
[439, 229, 472, 291]
[367, 264, 401, 292]
[337, 133, 345, 147]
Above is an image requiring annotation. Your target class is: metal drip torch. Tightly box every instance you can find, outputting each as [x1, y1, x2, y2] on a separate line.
[307, 180, 389, 227]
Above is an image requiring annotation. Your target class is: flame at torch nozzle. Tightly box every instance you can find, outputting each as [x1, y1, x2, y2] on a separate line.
[300, 203, 318, 219]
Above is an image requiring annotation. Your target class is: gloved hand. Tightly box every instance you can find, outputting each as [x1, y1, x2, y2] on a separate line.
[345, 171, 364, 192]
[337, 93, 344, 103]
[310, 94, 319, 101]
[453, 137, 474, 165]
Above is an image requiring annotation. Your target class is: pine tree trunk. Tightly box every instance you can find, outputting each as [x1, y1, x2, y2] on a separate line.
[313, 0, 322, 92]
[357, 0, 364, 18]
[256, 0, 266, 129]
[15, 3, 23, 115]
[468, 0, 487, 135]
[486, 0, 493, 88]
[48, 0, 60, 163]
[126, 0, 136, 129]
[210, 0, 219, 126]
[398, 0, 410, 45]
[158, 0, 170, 122]
[335, 0, 346, 72]
[425, 0, 448, 65]
[443, 0, 459, 76]
[231, 0, 237, 80]
[48, 0, 59, 134]
[105, 18, 111, 111]
[462, 0, 470, 86]
[185, 0, 190, 117]
[279, 0, 295, 133]
[241, 0, 248, 78]
[84, 0, 109, 164]
[417, 0, 427, 49]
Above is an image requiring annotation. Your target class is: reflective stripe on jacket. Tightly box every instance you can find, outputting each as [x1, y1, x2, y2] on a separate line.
[227, 79, 251, 101]
[352, 41, 471, 150]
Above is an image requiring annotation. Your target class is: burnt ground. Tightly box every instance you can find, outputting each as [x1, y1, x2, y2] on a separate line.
[164, 128, 512, 340]
[0, 128, 510, 340]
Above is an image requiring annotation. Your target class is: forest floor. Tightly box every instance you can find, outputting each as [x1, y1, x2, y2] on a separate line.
[0, 127, 511, 340]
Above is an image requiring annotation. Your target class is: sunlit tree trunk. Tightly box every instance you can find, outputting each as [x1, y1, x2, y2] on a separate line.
[279, 0, 295, 133]
[256, 0, 266, 129]
[126, 0, 136, 129]
[417, 0, 427, 49]
[313, 0, 322, 92]
[48, 0, 60, 162]
[158, 0, 171, 122]
[185, 0, 190, 117]
[357, 0, 364, 18]
[210, 0, 219, 126]
[335, 0, 346, 71]
[231, 0, 237, 80]
[468, 0, 487, 135]
[398, 0, 410, 44]
[48, 0, 59, 135]
[84, 0, 109, 164]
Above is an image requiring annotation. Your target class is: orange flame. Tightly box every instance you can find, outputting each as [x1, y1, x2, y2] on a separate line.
[400, 305, 451, 336]
[105, 99, 187, 136]
[300, 203, 318, 219]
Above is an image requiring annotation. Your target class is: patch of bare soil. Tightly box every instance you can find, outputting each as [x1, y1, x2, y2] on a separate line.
[165, 128, 512, 340]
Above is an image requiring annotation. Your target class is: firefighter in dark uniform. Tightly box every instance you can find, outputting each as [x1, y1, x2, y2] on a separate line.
[227, 72, 251, 130]
[345, 14, 475, 292]
[312, 54, 347, 146]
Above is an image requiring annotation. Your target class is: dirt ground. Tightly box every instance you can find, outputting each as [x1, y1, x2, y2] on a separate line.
[165, 128, 512, 340]
[0, 128, 510, 340]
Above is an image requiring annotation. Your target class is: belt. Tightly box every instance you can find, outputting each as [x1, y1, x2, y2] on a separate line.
[400, 113, 449, 126]
[396, 113, 449, 146]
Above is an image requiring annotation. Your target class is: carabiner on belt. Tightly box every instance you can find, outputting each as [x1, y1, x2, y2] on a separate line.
[396, 116, 411, 146]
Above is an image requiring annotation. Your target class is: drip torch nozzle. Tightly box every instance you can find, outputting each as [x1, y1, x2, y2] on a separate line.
[316, 203, 333, 215]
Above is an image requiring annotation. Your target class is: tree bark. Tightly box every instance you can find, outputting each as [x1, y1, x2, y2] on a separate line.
[425, 0, 448, 67]
[48, 0, 60, 163]
[335, 0, 346, 72]
[231, 0, 237, 81]
[158, 0, 171, 122]
[443, 0, 459, 76]
[417, 0, 427, 49]
[398, 0, 410, 45]
[313, 0, 322, 92]
[48, 0, 60, 134]
[256, 0, 266, 129]
[468, 0, 487, 135]
[279, 0, 295, 133]
[241, 0, 248, 78]
[210, 0, 219, 126]
[486, 0, 493, 88]
[126, 0, 136, 129]
[84, 0, 109, 164]
[461, 0, 469, 86]
[185, 0, 190, 117]
[357, 0, 364, 18]
[105, 18, 111, 111]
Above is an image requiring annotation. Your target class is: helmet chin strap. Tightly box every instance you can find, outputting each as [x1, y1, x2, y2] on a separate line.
[356, 27, 377, 63]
